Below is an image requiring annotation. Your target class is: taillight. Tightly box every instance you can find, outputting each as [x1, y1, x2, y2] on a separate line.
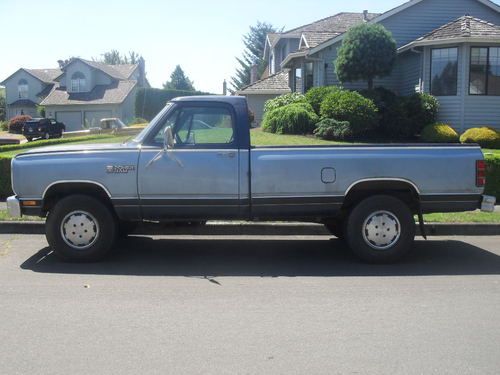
[476, 160, 486, 187]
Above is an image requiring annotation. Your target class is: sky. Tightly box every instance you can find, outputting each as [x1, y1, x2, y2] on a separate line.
[1, 0, 410, 93]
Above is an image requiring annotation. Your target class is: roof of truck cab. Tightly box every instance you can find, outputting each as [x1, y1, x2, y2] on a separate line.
[171, 96, 246, 104]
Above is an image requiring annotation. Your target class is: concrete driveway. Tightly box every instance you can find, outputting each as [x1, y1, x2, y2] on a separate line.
[0, 234, 499, 374]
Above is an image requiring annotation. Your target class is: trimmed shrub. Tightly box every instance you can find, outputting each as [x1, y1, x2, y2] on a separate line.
[0, 157, 12, 199]
[460, 127, 500, 149]
[8, 115, 32, 134]
[320, 90, 378, 136]
[135, 88, 211, 120]
[305, 86, 341, 115]
[314, 118, 352, 140]
[262, 102, 318, 134]
[485, 153, 500, 199]
[0, 120, 8, 131]
[421, 123, 460, 143]
[263, 93, 307, 114]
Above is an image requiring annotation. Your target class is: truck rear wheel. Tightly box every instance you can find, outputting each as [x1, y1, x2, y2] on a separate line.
[46, 195, 117, 262]
[345, 195, 415, 263]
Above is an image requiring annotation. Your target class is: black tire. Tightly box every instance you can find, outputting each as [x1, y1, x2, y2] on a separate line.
[46, 195, 117, 262]
[324, 219, 345, 239]
[26, 137, 32, 142]
[118, 221, 139, 237]
[345, 195, 415, 263]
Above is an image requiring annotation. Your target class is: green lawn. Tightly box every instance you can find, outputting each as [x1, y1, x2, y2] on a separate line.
[251, 128, 346, 146]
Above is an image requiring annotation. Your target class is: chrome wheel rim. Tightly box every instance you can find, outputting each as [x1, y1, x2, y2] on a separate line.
[362, 210, 401, 250]
[60, 211, 99, 250]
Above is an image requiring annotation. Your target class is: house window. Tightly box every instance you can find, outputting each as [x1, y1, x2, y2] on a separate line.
[270, 53, 275, 75]
[70, 71, 86, 92]
[469, 47, 500, 95]
[304, 62, 314, 93]
[430, 48, 458, 96]
[18, 79, 28, 99]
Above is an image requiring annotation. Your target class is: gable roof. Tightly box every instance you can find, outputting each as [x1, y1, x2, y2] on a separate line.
[300, 31, 342, 49]
[1, 67, 62, 85]
[308, 0, 500, 55]
[236, 70, 291, 95]
[400, 15, 500, 50]
[40, 80, 137, 106]
[264, 12, 380, 57]
[59, 58, 138, 81]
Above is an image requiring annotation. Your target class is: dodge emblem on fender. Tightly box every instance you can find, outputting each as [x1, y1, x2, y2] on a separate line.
[106, 165, 136, 174]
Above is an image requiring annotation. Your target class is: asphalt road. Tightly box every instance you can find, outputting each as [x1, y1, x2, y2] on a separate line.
[0, 233, 499, 375]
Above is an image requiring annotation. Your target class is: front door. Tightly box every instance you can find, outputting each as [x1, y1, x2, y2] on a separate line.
[138, 102, 240, 220]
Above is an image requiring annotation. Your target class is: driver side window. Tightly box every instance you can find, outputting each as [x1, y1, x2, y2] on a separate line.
[152, 105, 234, 147]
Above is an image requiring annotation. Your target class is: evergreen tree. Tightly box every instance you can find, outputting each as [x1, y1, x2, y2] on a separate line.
[163, 65, 195, 91]
[231, 22, 277, 91]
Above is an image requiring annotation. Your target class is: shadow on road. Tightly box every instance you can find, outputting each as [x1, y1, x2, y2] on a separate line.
[20, 237, 500, 277]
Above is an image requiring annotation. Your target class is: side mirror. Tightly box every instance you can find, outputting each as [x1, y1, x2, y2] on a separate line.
[164, 126, 175, 150]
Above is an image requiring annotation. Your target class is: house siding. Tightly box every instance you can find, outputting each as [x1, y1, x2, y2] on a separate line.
[398, 50, 422, 95]
[118, 86, 137, 124]
[64, 60, 95, 92]
[3, 71, 46, 118]
[380, 0, 500, 48]
[241, 94, 280, 126]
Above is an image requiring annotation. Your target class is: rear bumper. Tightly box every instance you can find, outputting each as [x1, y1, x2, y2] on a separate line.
[6, 196, 21, 218]
[481, 195, 496, 213]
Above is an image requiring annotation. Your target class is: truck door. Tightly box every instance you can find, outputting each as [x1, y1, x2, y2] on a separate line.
[137, 102, 241, 220]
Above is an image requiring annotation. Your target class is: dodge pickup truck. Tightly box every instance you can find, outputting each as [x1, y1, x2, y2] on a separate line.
[7, 96, 496, 263]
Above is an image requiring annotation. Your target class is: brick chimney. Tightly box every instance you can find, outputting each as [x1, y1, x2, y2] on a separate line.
[363, 10, 369, 22]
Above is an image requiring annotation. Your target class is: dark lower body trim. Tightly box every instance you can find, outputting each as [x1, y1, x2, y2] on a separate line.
[420, 194, 481, 213]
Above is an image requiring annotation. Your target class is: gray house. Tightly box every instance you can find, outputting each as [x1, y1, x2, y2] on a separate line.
[2, 58, 147, 131]
[239, 0, 500, 132]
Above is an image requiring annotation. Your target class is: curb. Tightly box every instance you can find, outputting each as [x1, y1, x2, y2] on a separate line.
[1, 221, 500, 236]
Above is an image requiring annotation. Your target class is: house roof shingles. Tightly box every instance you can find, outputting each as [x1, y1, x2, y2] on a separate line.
[238, 70, 291, 94]
[78, 59, 138, 80]
[25, 68, 62, 83]
[401, 15, 500, 50]
[282, 12, 380, 37]
[40, 80, 137, 106]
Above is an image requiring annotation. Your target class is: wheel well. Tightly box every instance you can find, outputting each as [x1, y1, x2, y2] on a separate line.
[43, 183, 114, 214]
[342, 180, 420, 213]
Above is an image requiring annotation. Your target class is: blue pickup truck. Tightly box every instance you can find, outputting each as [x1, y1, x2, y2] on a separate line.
[7, 96, 496, 263]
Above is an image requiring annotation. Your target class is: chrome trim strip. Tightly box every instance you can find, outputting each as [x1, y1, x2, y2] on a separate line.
[344, 178, 421, 195]
[42, 180, 112, 199]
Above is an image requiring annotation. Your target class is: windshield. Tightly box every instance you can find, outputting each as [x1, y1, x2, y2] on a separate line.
[132, 102, 174, 143]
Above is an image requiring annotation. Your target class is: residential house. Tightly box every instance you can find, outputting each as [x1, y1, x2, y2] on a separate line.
[1, 58, 147, 131]
[238, 0, 500, 132]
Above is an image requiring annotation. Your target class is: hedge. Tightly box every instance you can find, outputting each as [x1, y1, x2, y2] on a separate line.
[262, 102, 318, 134]
[421, 123, 459, 143]
[460, 127, 500, 149]
[0, 157, 11, 199]
[135, 88, 211, 121]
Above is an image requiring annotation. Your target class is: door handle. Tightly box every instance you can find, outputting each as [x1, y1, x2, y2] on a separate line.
[217, 151, 236, 158]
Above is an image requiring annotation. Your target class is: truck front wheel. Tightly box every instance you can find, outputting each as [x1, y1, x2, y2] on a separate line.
[46, 195, 117, 262]
[345, 195, 415, 263]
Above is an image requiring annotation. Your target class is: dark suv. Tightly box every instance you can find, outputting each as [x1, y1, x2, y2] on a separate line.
[23, 118, 66, 141]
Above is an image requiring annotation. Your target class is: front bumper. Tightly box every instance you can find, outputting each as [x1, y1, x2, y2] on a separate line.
[6, 196, 21, 218]
[481, 195, 496, 213]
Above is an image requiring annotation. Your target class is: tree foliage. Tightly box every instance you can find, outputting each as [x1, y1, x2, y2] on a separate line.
[335, 24, 397, 89]
[231, 22, 277, 91]
[0, 89, 5, 122]
[163, 65, 195, 91]
[100, 50, 142, 65]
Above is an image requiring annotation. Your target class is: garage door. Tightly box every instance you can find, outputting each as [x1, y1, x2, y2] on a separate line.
[84, 111, 112, 128]
[55, 112, 82, 132]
